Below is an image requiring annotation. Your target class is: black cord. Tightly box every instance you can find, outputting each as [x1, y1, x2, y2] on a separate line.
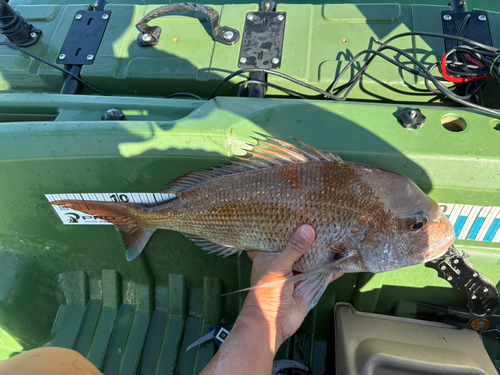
[165, 92, 203, 100]
[236, 80, 306, 99]
[0, 41, 109, 96]
[209, 68, 340, 101]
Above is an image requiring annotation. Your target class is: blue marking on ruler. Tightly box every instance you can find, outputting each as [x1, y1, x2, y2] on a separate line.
[484, 218, 500, 242]
[454, 216, 467, 238]
[467, 217, 485, 241]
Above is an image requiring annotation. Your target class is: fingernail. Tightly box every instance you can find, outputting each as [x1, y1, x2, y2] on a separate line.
[298, 225, 314, 241]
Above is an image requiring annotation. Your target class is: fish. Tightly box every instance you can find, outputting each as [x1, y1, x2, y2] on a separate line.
[51, 137, 455, 311]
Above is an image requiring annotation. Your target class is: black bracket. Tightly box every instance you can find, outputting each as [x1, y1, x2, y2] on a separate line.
[136, 3, 240, 47]
[238, 10, 286, 69]
[427, 245, 499, 315]
[57, 11, 110, 65]
[441, 11, 492, 53]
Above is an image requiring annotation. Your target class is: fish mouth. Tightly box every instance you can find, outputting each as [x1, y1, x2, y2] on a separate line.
[423, 231, 455, 262]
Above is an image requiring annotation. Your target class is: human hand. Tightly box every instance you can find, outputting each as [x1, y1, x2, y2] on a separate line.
[240, 225, 343, 353]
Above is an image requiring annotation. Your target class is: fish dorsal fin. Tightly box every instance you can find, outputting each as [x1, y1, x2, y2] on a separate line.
[181, 233, 242, 257]
[160, 137, 342, 194]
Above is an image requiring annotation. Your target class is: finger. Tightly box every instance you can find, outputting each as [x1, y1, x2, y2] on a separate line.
[278, 225, 315, 271]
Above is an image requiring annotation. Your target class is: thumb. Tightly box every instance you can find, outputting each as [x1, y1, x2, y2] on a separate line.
[278, 225, 315, 272]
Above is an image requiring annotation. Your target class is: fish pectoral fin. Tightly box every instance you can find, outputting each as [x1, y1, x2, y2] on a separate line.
[117, 226, 156, 261]
[181, 232, 242, 257]
[295, 272, 335, 314]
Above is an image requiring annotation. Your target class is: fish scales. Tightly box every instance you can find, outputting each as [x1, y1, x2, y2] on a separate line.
[144, 161, 394, 272]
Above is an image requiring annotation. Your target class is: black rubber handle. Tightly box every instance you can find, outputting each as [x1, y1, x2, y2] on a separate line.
[136, 3, 240, 46]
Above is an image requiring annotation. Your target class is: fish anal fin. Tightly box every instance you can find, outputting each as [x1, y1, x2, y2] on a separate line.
[181, 232, 241, 257]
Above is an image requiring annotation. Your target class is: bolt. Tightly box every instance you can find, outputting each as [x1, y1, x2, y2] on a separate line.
[473, 272, 478, 277]
[272, 57, 280, 64]
[486, 309, 491, 312]
[443, 14, 451, 21]
[87, 54, 94, 61]
[30, 32, 37, 38]
[277, 14, 284, 21]
[59, 54, 66, 60]
[223, 31, 234, 40]
[453, 259, 459, 264]
[459, 0, 466, 7]
[264, 2, 271, 10]
[476, 321, 485, 328]
[106, 109, 115, 117]
[240, 57, 247, 64]
[440, 265, 446, 270]
[483, 288, 488, 293]
[478, 15, 486, 21]
[102, 14, 109, 20]
[471, 294, 477, 299]
[142, 34, 152, 42]
[341, 38, 349, 44]
[93, 3, 99, 8]
[172, 38, 179, 43]
[447, 276, 452, 281]
[75, 14, 83, 20]
[409, 110, 417, 118]
[247, 13, 254, 21]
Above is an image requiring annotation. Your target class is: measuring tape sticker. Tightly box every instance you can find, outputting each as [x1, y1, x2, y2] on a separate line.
[46, 193, 176, 225]
[46, 195, 500, 243]
[439, 203, 500, 243]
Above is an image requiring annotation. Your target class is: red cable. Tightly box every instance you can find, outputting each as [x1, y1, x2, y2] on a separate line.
[440, 54, 491, 83]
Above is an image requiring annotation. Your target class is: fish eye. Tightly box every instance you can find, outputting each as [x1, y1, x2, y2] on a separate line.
[408, 213, 428, 231]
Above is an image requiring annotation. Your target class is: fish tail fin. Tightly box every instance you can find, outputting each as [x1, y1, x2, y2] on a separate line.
[50, 199, 156, 261]
[223, 266, 336, 313]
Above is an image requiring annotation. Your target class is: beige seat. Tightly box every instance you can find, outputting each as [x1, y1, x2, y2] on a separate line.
[335, 303, 497, 375]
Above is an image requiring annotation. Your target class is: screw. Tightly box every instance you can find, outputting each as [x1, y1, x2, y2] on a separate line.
[447, 276, 452, 281]
[478, 15, 486, 21]
[59, 54, 66, 60]
[440, 265, 446, 270]
[87, 54, 94, 61]
[102, 14, 109, 20]
[223, 31, 234, 40]
[409, 110, 417, 118]
[341, 38, 349, 44]
[459, 0, 466, 7]
[240, 57, 247, 64]
[277, 14, 284, 21]
[30, 32, 37, 38]
[443, 14, 451, 21]
[476, 321, 486, 328]
[272, 57, 280, 64]
[264, 2, 271, 10]
[471, 294, 477, 299]
[75, 14, 83, 20]
[106, 109, 115, 117]
[487, 309, 491, 312]
[483, 288, 488, 293]
[247, 13, 254, 21]
[453, 259, 459, 264]
[142, 34, 152, 42]
[473, 272, 478, 277]
[93, 3, 99, 8]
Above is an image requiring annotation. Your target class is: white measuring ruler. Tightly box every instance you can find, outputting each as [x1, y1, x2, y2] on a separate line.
[46, 195, 500, 243]
[46, 192, 176, 225]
